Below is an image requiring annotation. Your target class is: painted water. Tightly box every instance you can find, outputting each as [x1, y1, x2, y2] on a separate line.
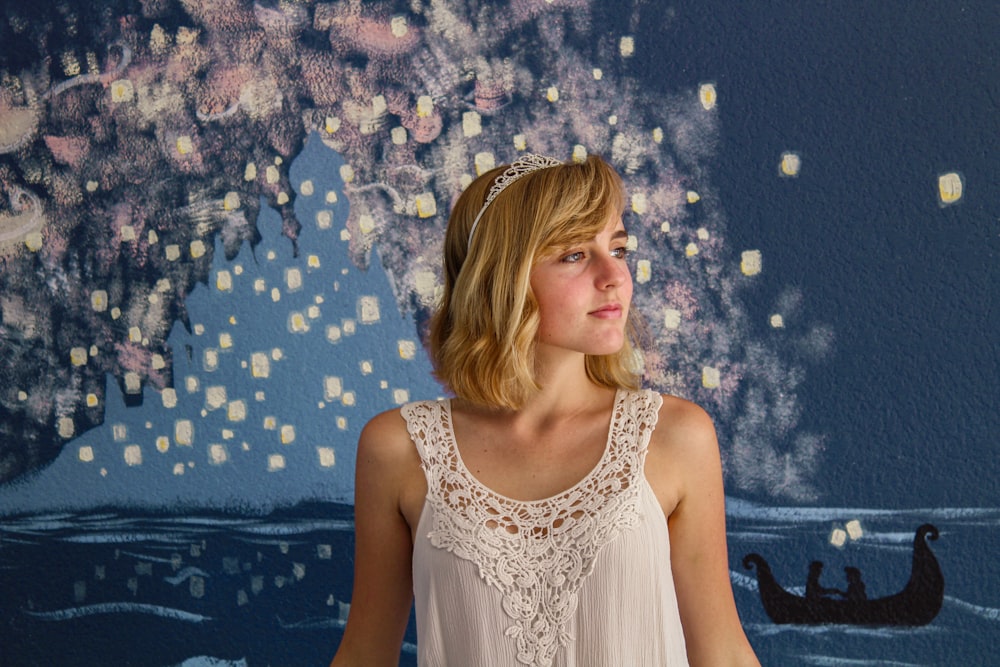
[727, 502, 1000, 666]
[3, 503, 1000, 666]
[0, 503, 369, 667]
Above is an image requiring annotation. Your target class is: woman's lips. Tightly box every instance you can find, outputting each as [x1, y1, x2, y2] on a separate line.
[589, 304, 623, 318]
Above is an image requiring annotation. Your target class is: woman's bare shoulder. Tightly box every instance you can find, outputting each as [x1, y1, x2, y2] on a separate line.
[361, 407, 410, 438]
[653, 393, 718, 449]
[356, 407, 420, 467]
[645, 393, 722, 501]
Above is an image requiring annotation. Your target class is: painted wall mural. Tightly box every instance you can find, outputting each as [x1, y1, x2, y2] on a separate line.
[0, 1, 997, 665]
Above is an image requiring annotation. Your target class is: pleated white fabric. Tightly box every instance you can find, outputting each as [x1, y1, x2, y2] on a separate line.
[402, 389, 689, 667]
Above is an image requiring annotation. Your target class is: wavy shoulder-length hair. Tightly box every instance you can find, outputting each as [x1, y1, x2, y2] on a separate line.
[428, 154, 644, 409]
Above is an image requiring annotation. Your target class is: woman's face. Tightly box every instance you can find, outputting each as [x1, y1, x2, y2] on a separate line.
[529, 215, 633, 359]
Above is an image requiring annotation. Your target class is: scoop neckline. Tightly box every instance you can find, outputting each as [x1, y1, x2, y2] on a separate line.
[441, 388, 624, 505]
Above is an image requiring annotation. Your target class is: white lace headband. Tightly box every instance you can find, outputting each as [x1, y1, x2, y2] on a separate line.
[467, 153, 564, 250]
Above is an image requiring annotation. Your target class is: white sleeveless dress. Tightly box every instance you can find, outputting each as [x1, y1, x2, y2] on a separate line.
[401, 389, 690, 667]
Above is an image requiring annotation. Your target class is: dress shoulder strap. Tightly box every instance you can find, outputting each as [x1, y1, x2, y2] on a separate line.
[399, 399, 451, 467]
[623, 388, 663, 456]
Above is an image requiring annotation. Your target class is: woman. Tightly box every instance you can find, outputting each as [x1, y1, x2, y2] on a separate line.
[331, 154, 760, 666]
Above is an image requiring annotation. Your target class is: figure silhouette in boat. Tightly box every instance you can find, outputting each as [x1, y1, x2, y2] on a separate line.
[743, 524, 943, 625]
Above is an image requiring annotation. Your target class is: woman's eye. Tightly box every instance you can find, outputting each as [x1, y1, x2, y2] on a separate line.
[561, 251, 585, 263]
[611, 247, 629, 259]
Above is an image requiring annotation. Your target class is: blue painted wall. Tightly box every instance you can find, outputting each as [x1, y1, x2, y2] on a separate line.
[0, 1, 996, 664]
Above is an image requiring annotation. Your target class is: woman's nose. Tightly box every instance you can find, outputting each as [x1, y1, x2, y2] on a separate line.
[596, 254, 628, 288]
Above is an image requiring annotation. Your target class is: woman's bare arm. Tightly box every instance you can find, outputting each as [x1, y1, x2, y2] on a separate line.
[646, 396, 760, 667]
[330, 410, 420, 667]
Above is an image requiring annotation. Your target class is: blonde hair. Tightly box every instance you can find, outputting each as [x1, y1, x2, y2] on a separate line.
[429, 154, 644, 409]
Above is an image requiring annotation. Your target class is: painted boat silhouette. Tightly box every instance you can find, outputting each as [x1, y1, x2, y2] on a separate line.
[743, 523, 943, 625]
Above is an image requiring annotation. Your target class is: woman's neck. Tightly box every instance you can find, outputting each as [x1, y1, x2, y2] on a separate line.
[509, 347, 614, 425]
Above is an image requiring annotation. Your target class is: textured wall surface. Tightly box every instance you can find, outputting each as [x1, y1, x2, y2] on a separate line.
[0, 1, 996, 664]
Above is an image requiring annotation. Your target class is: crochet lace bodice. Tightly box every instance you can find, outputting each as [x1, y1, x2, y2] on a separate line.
[402, 389, 689, 667]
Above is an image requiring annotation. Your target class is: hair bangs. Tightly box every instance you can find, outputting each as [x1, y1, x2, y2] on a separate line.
[531, 158, 625, 257]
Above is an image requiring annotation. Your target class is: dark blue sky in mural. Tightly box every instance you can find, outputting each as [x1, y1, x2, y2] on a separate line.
[630, 0, 1000, 508]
